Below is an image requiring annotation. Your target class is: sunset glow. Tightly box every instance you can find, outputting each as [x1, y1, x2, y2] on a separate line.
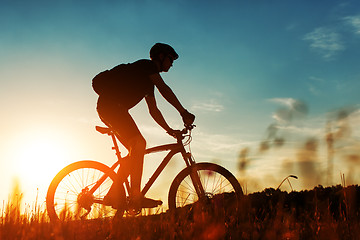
[6, 128, 74, 204]
[1, 0, 360, 210]
[15, 135, 67, 182]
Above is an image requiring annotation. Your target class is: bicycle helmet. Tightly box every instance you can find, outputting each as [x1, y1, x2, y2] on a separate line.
[150, 43, 179, 61]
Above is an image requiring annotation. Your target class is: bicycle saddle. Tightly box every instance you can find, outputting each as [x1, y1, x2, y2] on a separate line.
[95, 126, 113, 135]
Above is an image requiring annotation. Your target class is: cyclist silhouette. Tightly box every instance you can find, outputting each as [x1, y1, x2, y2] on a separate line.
[93, 43, 195, 210]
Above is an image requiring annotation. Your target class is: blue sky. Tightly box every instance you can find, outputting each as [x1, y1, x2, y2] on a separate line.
[1, 0, 360, 206]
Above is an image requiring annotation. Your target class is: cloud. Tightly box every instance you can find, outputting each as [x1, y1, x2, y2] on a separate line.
[285, 23, 297, 31]
[191, 99, 224, 112]
[309, 76, 325, 83]
[277, 125, 323, 137]
[268, 98, 308, 124]
[303, 27, 345, 60]
[307, 76, 325, 96]
[343, 15, 360, 35]
[308, 85, 320, 96]
[195, 133, 245, 153]
[269, 98, 297, 107]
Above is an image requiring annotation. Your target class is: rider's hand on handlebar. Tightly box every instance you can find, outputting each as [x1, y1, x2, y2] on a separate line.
[180, 109, 195, 126]
[166, 128, 182, 138]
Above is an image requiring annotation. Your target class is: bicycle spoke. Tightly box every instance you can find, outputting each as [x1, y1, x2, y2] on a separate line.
[48, 162, 119, 221]
[203, 171, 211, 191]
[169, 163, 242, 210]
[60, 178, 80, 196]
[180, 179, 196, 193]
[211, 173, 222, 194]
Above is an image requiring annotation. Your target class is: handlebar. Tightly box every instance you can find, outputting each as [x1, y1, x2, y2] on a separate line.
[182, 124, 196, 134]
[173, 124, 195, 141]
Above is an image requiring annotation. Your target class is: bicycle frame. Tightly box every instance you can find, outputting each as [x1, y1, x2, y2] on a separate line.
[142, 141, 189, 196]
[93, 126, 205, 202]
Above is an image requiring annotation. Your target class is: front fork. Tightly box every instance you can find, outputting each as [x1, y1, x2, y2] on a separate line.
[182, 151, 207, 201]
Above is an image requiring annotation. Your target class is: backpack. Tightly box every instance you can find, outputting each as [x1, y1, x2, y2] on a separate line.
[92, 70, 112, 95]
[92, 64, 128, 95]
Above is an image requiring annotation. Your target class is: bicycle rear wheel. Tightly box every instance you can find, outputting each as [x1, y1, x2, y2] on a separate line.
[168, 162, 243, 213]
[46, 160, 125, 222]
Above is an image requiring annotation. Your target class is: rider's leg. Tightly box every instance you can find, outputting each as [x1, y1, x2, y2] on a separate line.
[97, 102, 143, 205]
[119, 134, 162, 209]
[126, 134, 146, 201]
[97, 102, 162, 208]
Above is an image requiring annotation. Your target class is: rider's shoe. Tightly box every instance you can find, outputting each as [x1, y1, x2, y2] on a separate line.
[140, 197, 163, 208]
[103, 194, 118, 208]
[103, 191, 125, 209]
[104, 194, 162, 209]
[129, 196, 163, 209]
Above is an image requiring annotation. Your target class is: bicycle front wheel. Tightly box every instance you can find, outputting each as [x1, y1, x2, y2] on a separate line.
[168, 162, 243, 213]
[46, 160, 124, 222]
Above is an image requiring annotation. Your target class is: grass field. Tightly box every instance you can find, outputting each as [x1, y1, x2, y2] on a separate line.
[1, 185, 359, 239]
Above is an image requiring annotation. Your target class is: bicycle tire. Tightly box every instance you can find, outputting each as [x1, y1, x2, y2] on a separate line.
[46, 160, 125, 222]
[168, 162, 243, 213]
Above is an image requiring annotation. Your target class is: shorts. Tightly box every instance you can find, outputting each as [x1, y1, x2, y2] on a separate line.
[96, 97, 142, 149]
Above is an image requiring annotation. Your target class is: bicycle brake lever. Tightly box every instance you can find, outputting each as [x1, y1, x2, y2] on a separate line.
[184, 124, 196, 131]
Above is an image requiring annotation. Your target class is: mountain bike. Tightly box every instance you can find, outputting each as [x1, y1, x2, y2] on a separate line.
[46, 124, 243, 222]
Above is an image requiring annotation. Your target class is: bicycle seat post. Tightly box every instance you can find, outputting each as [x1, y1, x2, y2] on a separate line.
[109, 132, 122, 160]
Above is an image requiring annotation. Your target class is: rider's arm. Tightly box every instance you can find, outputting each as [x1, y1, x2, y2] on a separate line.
[149, 73, 187, 114]
[145, 95, 173, 134]
[150, 73, 195, 126]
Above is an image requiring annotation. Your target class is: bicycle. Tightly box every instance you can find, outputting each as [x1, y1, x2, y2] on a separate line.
[46, 124, 243, 222]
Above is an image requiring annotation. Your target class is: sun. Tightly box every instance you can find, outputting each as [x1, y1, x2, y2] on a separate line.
[18, 139, 65, 180]
[12, 129, 73, 203]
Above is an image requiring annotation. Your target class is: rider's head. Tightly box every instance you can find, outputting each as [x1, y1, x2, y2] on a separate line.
[150, 43, 178, 72]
